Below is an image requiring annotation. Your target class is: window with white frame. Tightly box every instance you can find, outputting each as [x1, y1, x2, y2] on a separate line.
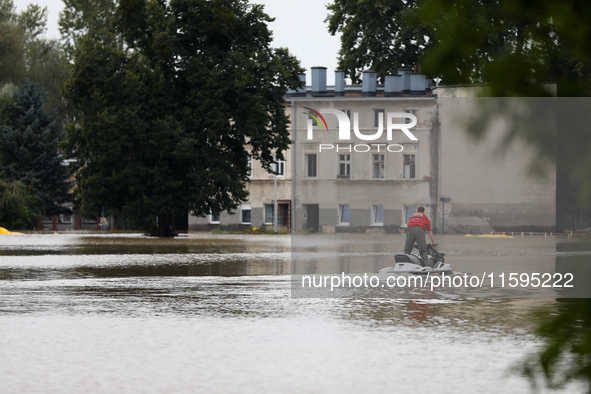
[339, 109, 351, 120]
[273, 159, 285, 176]
[246, 155, 252, 177]
[210, 213, 220, 224]
[404, 109, 417, 124]
[305, 154, 317, 177]
[403, 206, 415, 226]
[372, 154, 385, 179]
[374, 109, 384, 127]
[264, 204, 274, 224]
[372, 205, 384, 225]
[241, 204, 251, 224]
[338, 154, 350, 178]
[403, 154, 416, 179]
[339, 204, 350, 225]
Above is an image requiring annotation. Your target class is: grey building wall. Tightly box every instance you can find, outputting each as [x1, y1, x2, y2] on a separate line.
[435, 89, 556, 233]
[291, 97, 438, 233]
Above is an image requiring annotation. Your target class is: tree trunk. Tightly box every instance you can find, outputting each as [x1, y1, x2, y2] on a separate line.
[158, 212, 177, 237]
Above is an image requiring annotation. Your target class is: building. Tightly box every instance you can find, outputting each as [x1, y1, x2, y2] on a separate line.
[189, 68, 556, 234]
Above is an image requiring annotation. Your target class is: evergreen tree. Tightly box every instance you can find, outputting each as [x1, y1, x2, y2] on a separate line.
[1, 81, 71, 215]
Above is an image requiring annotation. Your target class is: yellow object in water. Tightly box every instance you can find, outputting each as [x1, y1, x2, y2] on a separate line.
[0, 227, 22, 234]
[465, 234, 513, 238]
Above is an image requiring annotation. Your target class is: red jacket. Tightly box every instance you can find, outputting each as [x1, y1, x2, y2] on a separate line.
[407, 212, 431, 231]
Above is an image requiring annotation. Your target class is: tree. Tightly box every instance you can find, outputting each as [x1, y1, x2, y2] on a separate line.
[0, 1, 25, 85]
[17, 3, 47, 40]
[0, 179, 44, 230]
[415, 0, 591, 94]
[58, 0, 122, 61]
[326, 0, 430, 83]
[0, 81, 71, 215]
[62, 0, 303, 235]
[0, 0, 71, 119]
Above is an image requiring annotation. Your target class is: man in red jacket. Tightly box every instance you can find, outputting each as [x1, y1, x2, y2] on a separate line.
[404, 207, 436, 266]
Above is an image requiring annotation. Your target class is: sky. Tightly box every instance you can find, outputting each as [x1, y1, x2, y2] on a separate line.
[15, 0, 343, 85]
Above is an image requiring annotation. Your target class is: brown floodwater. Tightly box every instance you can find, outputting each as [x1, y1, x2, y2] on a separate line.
[0, 233, 587, 393]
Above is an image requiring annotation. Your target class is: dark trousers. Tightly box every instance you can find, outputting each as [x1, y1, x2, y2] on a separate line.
[404, 226, 428, 265]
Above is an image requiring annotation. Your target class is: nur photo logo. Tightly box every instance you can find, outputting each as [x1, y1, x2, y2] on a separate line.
[303, 108, 418, 153]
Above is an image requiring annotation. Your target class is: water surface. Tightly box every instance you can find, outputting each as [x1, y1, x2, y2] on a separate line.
[0, 233, 584, 393]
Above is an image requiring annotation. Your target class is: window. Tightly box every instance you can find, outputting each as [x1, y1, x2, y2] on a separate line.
[372, 205, 384, 225]
[305, 154, 317, 177]
[246, 155, 252, 177]
[308, 114, 318, 127]
[404, 109, 417, 124]
[339, 204, 350, 225]
[372, 154, 385, 179]
[210, 213, 220, 224]
[404, 206, 415, 226]
[274, 159, 285, 176]
[374, 109, 384, 127]
[241, 204, 251, 224]
[404, 154, 416, 179]
[338, 154, 350, 178]
[264, 204, 274, 224]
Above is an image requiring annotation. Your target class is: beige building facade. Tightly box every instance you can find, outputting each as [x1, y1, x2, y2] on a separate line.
[189, 69, 556, 233]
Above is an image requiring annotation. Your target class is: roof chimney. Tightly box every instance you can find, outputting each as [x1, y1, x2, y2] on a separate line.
[410, 73, 426, 95]
[311, 67, 327, 95]
[384, 75, 402, 97]
[362, 70, 377, 97]
[335, 70, 345, 97]
[398, 69, 411, 93]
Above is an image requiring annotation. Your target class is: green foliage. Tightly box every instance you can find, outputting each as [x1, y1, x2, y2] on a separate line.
[63, 0, 303, 231]
[416, 0, 591, 96]
[326, 0, 591, 91]
[325, 0, 429, 83]
[0, 15, 25, 84]
[18, 3, 47, 39]
[25, 39, 72, 119]
[519, 299, 591, 391]
[0, 81, 71, 215]
[0, 0, 71, 118]
[0, 0, 15, 23]
[58, 0, 122, 61]
[147, 221, 158, 236]
[0, 179, 42, 230]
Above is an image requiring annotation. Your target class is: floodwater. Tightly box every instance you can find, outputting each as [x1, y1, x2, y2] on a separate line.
[0, 233, 587, 393]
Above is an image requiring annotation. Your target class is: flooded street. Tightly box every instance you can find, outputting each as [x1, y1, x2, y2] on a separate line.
[0, 233, 586, 393]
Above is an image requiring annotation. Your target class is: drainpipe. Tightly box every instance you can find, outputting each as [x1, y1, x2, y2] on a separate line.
[291, 100, 296, 234]
[274, 173, 277, 233]
[440, 197, 451, 235]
